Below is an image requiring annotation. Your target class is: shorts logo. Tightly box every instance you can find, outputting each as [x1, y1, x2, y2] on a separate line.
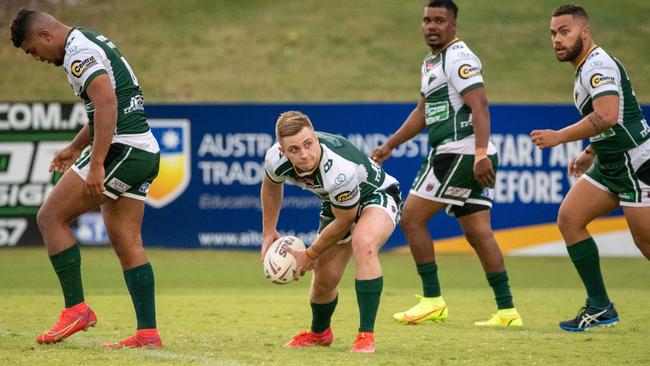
[148, 119, 191, 208]
[70, 56, 97, 78]
[481, 188, 494, 199]
[426, 183, 434, 192]
[139, 182, 151, 193]
[458, 64, 481, 79]
[618, 192, 634, 201]
[444, 186, 471, 199]
[107, 177, 131, 193]
[335, 188, 358, 203]
[590, 73, 615, 88]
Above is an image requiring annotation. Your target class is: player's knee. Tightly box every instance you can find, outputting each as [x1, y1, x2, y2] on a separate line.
[464, 228, 492, 248]
[557, 208, 580, 235]
[399, 213, 423, 236]
[36, 205, 59, 233]
[352, 236, 377, 261]
[312, 276, 339, 295]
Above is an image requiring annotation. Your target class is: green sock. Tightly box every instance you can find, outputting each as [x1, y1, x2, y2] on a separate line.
[355, 276, 383, 333]
[567, 237, 610, 308]
[486, 271, 514, 309]
[50, 243, 85, 308]
[417, 261, 441, 297]
[310, 295, 338, 333]
[124, 263, 157, 329]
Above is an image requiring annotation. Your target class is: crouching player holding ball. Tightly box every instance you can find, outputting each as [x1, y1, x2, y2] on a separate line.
[260, 111, 403, 353]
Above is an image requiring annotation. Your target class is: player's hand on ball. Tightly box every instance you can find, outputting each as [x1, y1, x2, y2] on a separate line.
[260, 230, 281, 261]
[284, 245, 314, 280]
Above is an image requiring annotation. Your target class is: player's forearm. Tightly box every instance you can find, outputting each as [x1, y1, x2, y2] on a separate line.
[309, 215, 354, 254]
[261, 178, 283, 235]
[558, 111, 615, 143]
[89, 103, 117, 167]
[386, 107, 426, 149]
[69, 124, 91, 152]
[471, 106, 491, 151]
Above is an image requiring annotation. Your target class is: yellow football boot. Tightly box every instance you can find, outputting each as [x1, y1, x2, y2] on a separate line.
[393, 295, 448, 324]
[474, 308, 523, 327]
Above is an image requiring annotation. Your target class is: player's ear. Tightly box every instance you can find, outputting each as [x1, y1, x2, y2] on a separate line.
[581, 24, 591, 41]
[37, 29, 52, 42]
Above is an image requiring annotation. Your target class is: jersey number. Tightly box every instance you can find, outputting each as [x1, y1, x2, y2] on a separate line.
[95, 35, 140, 86]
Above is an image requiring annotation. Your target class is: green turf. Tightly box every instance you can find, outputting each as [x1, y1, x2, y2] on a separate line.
[0, 248, 648, 365]
[0, 0, 648, 103]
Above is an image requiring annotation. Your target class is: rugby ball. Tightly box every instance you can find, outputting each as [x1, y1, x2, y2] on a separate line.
[263, 236, 306, 284]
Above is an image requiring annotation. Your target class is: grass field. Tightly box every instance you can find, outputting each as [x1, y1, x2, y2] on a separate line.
[1, 248, 648, 365]
[0, 0, 649, 103]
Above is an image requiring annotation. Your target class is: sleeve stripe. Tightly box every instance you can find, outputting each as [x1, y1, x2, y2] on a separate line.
[592, 90, 619, 100]
[81, 69, 108, 92]
[264, 171, 284, 184]
[459, 82, 484, 96]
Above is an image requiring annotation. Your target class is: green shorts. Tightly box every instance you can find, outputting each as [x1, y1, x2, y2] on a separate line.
[318, 184, 403, 244]
[73, 143, 160, 201]
[585, 140, 650, 207]
[410, 151, 497, 217]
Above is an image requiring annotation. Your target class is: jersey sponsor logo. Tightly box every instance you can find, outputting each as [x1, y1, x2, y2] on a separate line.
[425, 101, 450, 125]
[590, 73, 615, 88]
[70, 56, 97, 78]
[589, 127, 616, 142]
[324, 159, 333, 172]
[123, 95, 144, 114]
[107, 177, 131, 193]
[148, 119, 191, 208]
[335, 188, 358, 203]
[335, 173, 347, 185]
[458, 64, 481, 79]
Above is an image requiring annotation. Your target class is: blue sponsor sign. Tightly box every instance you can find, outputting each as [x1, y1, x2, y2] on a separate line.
[140, 104, 650, 250]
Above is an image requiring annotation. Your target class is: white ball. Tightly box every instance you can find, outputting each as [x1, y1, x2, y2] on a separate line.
[263, 236, 306, 284]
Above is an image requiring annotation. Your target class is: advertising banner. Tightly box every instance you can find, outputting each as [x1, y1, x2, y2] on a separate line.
[2, 102, 648, 250]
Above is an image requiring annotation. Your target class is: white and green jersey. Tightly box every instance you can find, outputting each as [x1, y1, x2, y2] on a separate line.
[574, 46, 649, 161]
[420, 38, 484, 150]
[63, 27, 152, 145]
[264, 132, 399, 210]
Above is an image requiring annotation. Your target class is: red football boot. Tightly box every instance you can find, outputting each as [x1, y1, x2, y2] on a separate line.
[284, 327, 334, 348]
[350, 332, 375, 353]
[102, 328, 163, 349]
[36, 302, 97, 344]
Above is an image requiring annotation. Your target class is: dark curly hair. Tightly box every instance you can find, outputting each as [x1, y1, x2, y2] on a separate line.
[10, 8, 38, 48]
[426, 0, 458, 19]
[552, 4, 589, 20]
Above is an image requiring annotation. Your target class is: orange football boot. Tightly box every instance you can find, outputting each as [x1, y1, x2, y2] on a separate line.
[284, 327, 334, 348]
[102, 328, 163, 349]
[350, 332, 375, 353]
[36, 302, 97, 344]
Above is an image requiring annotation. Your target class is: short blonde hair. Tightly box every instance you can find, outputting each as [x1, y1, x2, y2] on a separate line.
[275, 111, 314, 142]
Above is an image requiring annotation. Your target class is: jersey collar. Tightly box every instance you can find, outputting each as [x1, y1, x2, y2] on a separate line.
[574, 44, 599, 75]
[430, 37, 460, 57]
